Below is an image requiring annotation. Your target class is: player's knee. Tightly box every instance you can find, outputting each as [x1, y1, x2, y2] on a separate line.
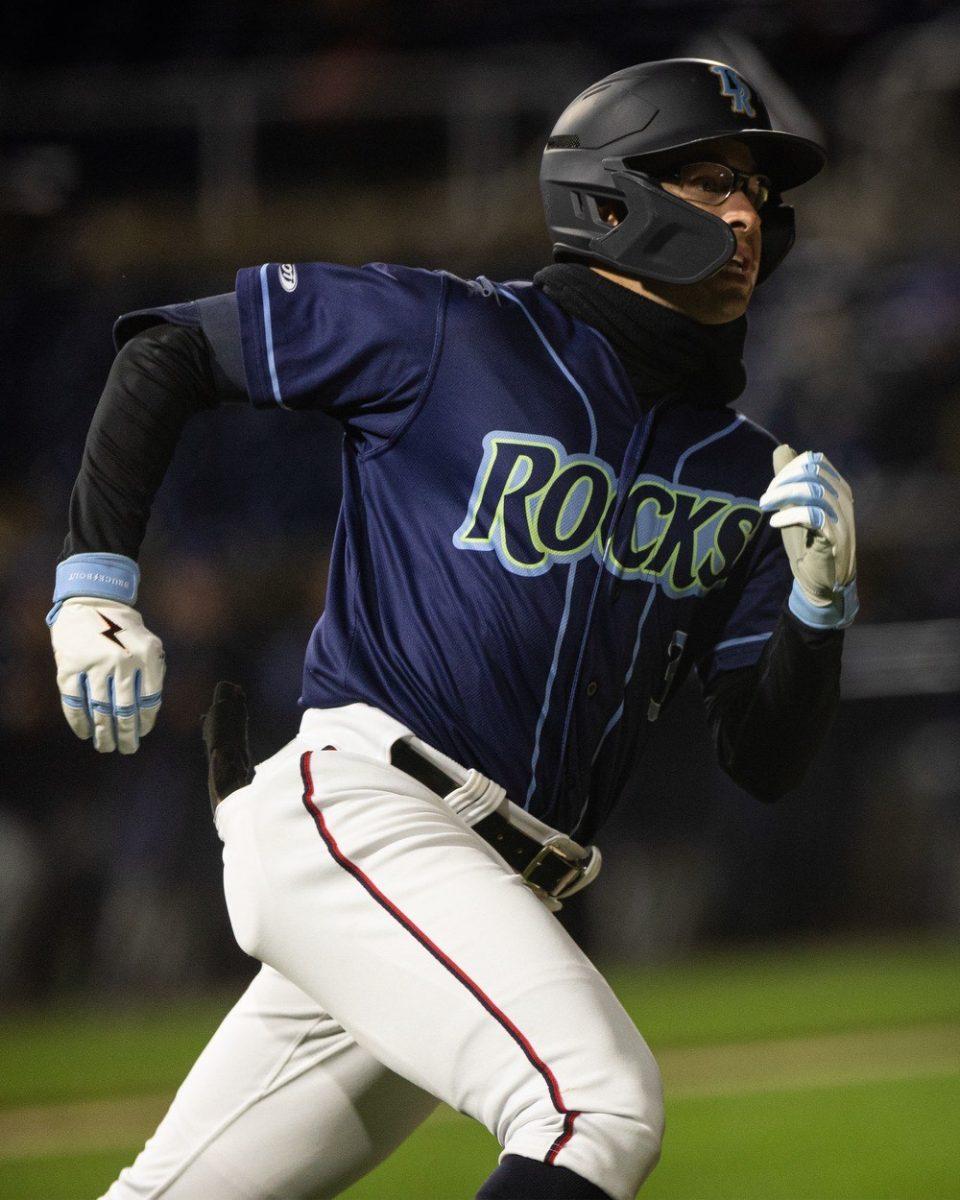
[505, 1043, 664, 1200]
[588, 1038, 664, 1193]
[584, 1046, 664, 1194]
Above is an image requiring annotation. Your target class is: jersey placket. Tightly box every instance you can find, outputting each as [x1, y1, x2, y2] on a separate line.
[545, 397, 675, 828]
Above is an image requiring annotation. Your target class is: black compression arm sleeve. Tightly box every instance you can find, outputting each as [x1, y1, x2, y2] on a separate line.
[62, 323, 220, 561]
[702, 609, 843, 801]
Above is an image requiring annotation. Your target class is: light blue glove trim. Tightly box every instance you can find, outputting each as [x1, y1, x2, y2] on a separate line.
[60, 689, 163, 717]
[788, 578, 859, 630]
[46, 553, 140, 626]
[60, 666, 161, 752]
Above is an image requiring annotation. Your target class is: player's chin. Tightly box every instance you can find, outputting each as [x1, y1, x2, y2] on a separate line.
[709, 271, 756, 317]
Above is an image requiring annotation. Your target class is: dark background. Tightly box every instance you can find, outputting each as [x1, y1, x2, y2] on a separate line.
[2, 0, 959, 1001]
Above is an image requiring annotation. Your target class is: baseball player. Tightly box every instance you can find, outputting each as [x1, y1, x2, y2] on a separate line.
[48, 59, 856, 1200]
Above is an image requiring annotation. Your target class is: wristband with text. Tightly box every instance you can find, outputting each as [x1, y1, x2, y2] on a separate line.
[46, 553, 140, 626]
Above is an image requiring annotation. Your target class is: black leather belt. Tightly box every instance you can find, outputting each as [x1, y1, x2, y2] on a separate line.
[199, 687, 585, 899]
[390, 739, 586, 900]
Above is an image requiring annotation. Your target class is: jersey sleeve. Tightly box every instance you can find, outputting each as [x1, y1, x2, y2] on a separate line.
[695, 515, 793, 688]
[113, 293, 246, 398]
[235, 260, 446, 445]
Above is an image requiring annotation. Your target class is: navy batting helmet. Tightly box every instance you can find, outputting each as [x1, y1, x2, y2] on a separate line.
[540, 58, 826, 286]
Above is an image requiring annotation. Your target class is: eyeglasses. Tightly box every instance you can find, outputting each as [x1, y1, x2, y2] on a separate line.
[661, 162, 772, 212]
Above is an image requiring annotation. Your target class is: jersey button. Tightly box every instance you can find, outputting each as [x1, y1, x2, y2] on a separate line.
[586, 680, 598, 697]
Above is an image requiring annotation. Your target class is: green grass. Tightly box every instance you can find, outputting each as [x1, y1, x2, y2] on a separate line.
[644, 1074, 960, 1200]
[343, 1073, 960, 1200]
[4, 1076, 958, 1200]
[605, 935, 960, 1047]
[3, 937, 958, 1110]
[0, 998, 231, 1109]
[0, 1151, 137, 1200]
[1, 937, 958, 1200]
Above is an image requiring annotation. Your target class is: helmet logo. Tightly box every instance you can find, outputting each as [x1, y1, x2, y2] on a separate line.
[709, 65, 756, 118]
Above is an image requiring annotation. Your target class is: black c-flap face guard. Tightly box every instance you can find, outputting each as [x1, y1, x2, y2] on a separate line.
[591, 161, 737, 285]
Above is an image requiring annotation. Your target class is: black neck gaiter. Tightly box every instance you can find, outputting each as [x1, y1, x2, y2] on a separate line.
[533, 263, 747, 408]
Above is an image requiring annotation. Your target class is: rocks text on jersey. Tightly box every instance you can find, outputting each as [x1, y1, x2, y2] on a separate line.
[453, 431, 763, 598]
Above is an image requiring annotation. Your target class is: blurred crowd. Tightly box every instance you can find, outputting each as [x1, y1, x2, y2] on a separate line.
[2, 2, 959, 1002]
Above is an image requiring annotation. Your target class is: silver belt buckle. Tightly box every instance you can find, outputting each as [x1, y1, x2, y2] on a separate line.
[521, 840, 586, 900]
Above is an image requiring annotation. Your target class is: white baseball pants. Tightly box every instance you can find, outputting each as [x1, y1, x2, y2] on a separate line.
[103, 705, 664, 1200]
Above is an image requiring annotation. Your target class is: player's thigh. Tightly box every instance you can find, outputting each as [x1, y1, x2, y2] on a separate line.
[229, 745, 662, 1191]
[102, 962, 438, 1200]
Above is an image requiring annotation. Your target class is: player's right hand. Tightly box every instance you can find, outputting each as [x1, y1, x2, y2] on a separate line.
[49, 597, 165, 753]
[759, 445, 858, 629]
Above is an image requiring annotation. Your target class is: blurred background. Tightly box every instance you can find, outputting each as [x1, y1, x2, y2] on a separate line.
[1, 2, 959, 1197]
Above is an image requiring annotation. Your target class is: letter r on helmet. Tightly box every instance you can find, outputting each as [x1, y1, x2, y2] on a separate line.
[709, 65, 756, 118]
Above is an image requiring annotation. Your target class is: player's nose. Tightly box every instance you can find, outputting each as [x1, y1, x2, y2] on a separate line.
[718, 187, 761, 236]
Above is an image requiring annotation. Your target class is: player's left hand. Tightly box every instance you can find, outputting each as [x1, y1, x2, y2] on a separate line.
[759, 445, 859, 629]
[49, 596, 165, 753]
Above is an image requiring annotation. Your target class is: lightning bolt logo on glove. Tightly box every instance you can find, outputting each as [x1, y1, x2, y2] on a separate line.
[98, 611, 127, 649]
[49, 595, 165, 754]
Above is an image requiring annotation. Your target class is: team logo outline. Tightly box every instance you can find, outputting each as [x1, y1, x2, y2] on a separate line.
[453, 431, 617, 576]
[709, 64, 757, 119]
[454, 430, 763, 597]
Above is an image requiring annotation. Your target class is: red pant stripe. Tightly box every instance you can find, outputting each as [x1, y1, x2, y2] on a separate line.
[546, 1110, 579, 1164]
[299, 750, 579, 1162]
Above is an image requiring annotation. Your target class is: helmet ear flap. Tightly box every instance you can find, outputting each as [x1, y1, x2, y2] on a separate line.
[756, 203, 795, 284]
[582, 170, 737, 285]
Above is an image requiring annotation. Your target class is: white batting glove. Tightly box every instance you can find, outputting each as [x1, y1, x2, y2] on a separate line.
[758, 446, 859, 630]
[47, 554, 165, 753]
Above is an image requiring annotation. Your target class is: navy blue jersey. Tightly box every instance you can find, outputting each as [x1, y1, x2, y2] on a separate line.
[232, 261, 789, 837]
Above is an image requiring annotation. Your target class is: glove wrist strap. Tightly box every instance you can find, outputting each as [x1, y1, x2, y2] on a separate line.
[788, 577, 859, 630]
[47, 553, 140, 626]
